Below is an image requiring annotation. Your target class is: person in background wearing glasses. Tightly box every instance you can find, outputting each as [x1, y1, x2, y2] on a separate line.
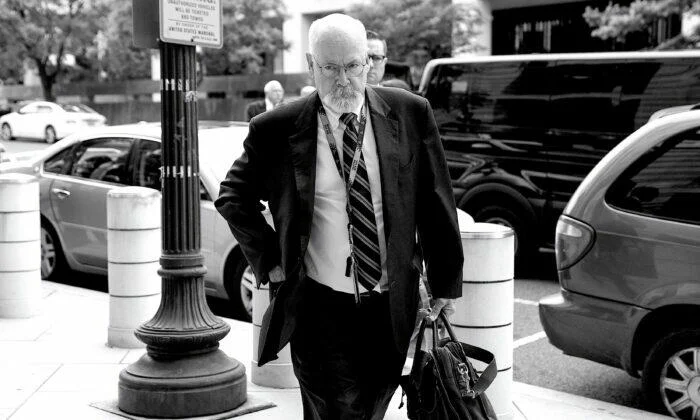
[366, 30, 388, 86]
[216, 13, 462, 419]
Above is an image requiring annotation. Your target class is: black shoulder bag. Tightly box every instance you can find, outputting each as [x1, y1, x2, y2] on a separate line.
[400, 311, 498, 420]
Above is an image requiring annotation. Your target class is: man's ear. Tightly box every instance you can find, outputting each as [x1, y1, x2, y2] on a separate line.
[305, 53, 315, 76]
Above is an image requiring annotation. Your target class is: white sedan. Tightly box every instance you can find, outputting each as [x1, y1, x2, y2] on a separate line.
[0, 101, 107, 144]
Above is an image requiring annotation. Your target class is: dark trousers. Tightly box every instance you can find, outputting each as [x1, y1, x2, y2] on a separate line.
[290, 279, 406, 420]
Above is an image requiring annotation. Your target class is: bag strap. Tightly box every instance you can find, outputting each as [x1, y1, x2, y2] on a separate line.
[412, 315, 442, 362]
[439, 311, 497, 396]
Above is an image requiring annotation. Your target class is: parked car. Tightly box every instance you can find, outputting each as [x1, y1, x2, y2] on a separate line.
[0, 121, 257, 321]
[419, 50, 700, 267]
[0, 101, 107, 144]
[539, 110, 700, 419]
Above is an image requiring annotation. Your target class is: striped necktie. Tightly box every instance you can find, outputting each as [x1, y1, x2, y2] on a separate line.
[340, 112, 382, 291]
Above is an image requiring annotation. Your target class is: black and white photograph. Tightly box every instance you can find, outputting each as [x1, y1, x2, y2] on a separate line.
[0, 0, 699, 419]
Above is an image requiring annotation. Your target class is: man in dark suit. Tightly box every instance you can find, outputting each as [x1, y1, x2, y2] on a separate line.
[244, 80, 285, 121]
[216, 13, 462, 420]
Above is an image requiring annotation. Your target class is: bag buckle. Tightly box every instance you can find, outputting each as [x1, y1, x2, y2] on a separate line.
[457, 362, 476, 398]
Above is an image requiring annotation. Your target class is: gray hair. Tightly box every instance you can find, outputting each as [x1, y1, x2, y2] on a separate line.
[308, 13, 368, 57]
[264, 80, 283, 93]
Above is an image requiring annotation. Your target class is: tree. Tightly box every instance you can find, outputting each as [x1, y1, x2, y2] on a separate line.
[0, 0, 107, 100]
[582, 0, 700, 49]
[99, 1, 151, 81]
[346, 0, 455, 62]
[200, 0, 288, 75]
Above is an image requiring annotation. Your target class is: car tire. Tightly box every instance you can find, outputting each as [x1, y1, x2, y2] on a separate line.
[44, 126, 57, 144]
[470, 204, 531, 260]
[40, 221, 66, 280]
[642, 329, 700, 419]
[1, 123, 12, 141]
[224, 251, 254, 322]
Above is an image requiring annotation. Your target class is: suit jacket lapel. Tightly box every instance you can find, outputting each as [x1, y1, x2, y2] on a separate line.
[289, 93, 320, 254]
[366, 86, 399, 243]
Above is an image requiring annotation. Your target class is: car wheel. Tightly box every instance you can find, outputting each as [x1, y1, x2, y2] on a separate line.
[40, 221, 66, 280]
[224, 251, 254, 322]
[1, 123, 12, 141]
[44, 126, 57, 144]
[642, 329, 700, 419]
[470, 204, 528, 258]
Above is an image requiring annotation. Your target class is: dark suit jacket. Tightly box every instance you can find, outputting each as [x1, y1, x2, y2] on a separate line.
[245, 100, 267, 122]
[216, 86, 463, 366]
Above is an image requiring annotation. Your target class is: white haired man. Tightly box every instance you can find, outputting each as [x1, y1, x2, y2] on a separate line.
[216, 13, 462, 419]
[244, 80, 285, 121]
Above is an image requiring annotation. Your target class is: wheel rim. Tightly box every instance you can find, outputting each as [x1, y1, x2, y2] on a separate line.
[484, 216, 519, 254]
[40, 227, 56, 278]
[240, 265, 255, 318]
[45, 127, 56, 144]
[660, 347, 700, 419]
[1, 125, 10, 140]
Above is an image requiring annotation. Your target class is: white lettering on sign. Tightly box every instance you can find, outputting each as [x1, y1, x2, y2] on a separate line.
[160, 0, 222, 48]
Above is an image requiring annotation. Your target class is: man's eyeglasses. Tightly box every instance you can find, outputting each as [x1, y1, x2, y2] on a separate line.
[368, 54, 386, 63]
[313, 57, 368, 78]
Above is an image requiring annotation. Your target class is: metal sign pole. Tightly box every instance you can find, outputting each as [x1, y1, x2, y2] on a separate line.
[120, 1, 247, 417]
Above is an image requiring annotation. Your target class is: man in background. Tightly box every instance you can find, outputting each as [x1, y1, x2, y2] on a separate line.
[366, 30, 387, 86]
[245, 80, 285, 121]
[367, 30, 412, 91]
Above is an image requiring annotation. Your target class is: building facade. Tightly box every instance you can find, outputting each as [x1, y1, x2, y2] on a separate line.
[279, 0, 682, 73]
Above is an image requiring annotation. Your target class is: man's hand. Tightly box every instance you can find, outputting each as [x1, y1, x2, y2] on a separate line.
[268, 265, 285, 283]
[427, 298, 455, 321]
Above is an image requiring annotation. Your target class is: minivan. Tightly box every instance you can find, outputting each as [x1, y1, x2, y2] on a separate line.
[539, 109, 700, 419]
[419, 51, 700, 265]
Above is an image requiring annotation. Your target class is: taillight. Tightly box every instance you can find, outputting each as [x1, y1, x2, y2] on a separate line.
[555, 215, 595, 270]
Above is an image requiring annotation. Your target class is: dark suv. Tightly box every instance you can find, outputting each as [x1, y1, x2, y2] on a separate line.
[419, 51, 700, 267]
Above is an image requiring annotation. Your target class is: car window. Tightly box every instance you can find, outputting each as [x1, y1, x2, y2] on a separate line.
[607, 130, 700, 225]
[44, 146, 75, 174]
[135, 140, 162, 190]
[36, 105, 53, 113]
[19, 104, 38, 114]
[200, 180, 211, 201]
[69, 138, 133, 184]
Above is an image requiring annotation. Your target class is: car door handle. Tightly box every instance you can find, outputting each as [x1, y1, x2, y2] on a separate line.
[51, 188, 71, 199]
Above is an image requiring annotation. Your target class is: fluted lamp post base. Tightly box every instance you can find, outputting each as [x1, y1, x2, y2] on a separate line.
[119, 349, 246, 418]
[118, 273, 248, 418]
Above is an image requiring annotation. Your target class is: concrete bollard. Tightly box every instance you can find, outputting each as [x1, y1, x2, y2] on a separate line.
[107, 187, 161, 348]
[0, 174, 40, 318]
[251, 282, 299, 388]
[456, 222, 514, 420]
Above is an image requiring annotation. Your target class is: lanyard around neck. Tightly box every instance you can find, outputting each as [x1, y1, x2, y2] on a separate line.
[318, 105, 371, 300]
[318, 106, 368, 196]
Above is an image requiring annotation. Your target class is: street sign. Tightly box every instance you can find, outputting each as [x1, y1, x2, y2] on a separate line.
[159, 0, 222, 48]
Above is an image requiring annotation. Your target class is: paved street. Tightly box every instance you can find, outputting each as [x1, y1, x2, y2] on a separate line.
[0, 139, 47, 156]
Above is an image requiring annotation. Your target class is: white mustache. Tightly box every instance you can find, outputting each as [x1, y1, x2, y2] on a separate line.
[324, 85, 363, 113]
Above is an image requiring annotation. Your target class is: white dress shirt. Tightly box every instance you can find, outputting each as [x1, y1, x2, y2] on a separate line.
[304, 95, 388, 294]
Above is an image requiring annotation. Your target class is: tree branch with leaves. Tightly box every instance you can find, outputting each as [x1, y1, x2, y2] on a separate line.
[0, 0, 106, 100]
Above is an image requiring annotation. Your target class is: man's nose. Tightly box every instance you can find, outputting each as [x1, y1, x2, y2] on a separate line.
[337, 68, 350, 84]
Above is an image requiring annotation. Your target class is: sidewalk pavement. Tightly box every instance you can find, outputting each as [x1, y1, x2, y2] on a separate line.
[0, 281, 669, 420]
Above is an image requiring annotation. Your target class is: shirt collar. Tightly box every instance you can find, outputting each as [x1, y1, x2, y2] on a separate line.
[320, 92, 366, 131]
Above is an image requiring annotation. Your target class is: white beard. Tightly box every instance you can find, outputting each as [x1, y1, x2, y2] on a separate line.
[322, 85, 364, 114]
